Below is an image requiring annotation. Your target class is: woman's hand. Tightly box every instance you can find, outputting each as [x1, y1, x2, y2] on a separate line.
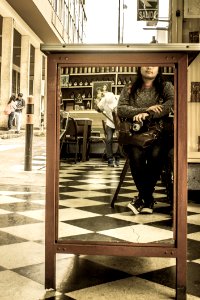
[133, 112, 149, 122]
[147, 104, 163, 114]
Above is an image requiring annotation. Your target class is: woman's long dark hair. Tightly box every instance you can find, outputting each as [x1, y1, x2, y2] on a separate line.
[8, 94, 16, 104]
[130, 67, 165, 99]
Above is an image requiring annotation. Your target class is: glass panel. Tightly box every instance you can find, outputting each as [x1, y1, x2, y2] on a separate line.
[58, 64, 175, 245]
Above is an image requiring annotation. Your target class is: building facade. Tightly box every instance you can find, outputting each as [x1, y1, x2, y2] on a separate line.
[0, 0, 199, 166]
[0, 0, 86, 129]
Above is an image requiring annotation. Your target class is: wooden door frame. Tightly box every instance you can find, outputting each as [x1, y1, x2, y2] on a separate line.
[43, 45, 199, 299]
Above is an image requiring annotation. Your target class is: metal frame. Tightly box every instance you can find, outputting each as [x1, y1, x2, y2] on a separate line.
[43, 44, 200, 299]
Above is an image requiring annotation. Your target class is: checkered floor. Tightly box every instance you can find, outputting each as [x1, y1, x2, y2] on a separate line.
[59, 160, 174, 244]
[0, 139, 200, 299]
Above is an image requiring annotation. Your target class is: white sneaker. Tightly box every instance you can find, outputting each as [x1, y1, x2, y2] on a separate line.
[141, 206, 153, 214]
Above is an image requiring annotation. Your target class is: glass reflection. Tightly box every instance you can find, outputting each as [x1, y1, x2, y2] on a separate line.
[58, 65, 174, 244]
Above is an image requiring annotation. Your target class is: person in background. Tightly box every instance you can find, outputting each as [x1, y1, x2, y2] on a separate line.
[96, 84, 120, 167]
[6, 94, 16, 131]
[117, 66, 174, 214]
[15, 92, 25, 134]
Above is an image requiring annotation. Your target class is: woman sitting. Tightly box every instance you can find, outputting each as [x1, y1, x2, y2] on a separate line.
[117, 66, 174, 214]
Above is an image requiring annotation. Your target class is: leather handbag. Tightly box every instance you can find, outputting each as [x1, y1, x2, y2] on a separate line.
[117, 119, 163, 148]
[3, 104, 12, 115]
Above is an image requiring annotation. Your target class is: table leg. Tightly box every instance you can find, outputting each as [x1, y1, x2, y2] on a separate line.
[82, 121, 88, 162]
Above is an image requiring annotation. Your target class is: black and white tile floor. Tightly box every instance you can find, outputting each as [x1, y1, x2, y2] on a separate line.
[0, 136, 200, 299]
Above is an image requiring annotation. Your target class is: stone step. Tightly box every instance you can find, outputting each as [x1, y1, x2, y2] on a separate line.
[0, 130, 46, 139]
[0, 130, 24, 139]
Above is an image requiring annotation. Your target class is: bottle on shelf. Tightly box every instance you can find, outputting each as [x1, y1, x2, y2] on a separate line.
[118, 78, 122, 85]
[84, 79, 89, 86]
[86, 101, 90, 109]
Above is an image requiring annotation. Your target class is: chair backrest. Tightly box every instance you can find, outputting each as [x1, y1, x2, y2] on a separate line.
[60, 111, 69, 140]
[66, 117, 78, 137]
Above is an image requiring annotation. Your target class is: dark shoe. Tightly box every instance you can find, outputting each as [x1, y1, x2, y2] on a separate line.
[127, 196, 144, 215]
[108, 158, 114, 167]
[15, 131, 20, 134]
[114, 157, 120, 167]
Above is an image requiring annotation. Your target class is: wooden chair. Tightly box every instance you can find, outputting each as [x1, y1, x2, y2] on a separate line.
[61, 117, 84, 163]
[60, 111, 69, 157]
[110, 156, 129, 208]
[88, 134, 106, 160]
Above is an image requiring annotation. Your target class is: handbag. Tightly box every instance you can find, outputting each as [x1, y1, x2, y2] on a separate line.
[3, 104, 12, 115]
[117, 119, 163, 148]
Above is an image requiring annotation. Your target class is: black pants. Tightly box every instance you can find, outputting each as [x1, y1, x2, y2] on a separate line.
[8, 112, 15, 129]
[125, 141, 165, 206]
[105, 125, 121, 160]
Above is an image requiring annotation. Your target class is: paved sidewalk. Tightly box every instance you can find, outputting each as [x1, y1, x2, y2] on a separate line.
[0, 134, 46, 186]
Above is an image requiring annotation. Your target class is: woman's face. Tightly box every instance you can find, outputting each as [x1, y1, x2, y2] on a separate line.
[102, 85, 108, 92]
[140, 66, 159, 80]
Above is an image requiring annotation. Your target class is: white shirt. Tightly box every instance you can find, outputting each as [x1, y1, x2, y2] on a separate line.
[97, 92, 118, 129]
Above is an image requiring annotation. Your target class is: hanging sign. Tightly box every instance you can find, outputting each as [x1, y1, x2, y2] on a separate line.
[137, 0, 159, 21]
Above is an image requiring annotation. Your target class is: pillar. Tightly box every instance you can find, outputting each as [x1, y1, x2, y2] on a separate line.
[170, 0, 184, 43]
[33, 48, 43, 129]
[0, 17, 14, 129]
[20, 35, 31, 129]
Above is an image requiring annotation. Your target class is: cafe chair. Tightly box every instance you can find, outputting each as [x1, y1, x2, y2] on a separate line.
[60, 111, 69, 157]
[88, 131, 106, 160]
[110, 156, 129, 208]
[61, 117, 83, 163]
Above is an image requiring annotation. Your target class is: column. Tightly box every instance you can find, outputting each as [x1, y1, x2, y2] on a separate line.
[170, 0, 183, 43]
[20, 35, 31, 129]
[33, 48, 43, 129]
[0, 17, 14, 129]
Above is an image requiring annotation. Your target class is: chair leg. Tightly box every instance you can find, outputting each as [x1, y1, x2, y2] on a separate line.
[110, 157, 129, 208]
[102, 140, 107, 161]
[74, 142, 79, 164]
